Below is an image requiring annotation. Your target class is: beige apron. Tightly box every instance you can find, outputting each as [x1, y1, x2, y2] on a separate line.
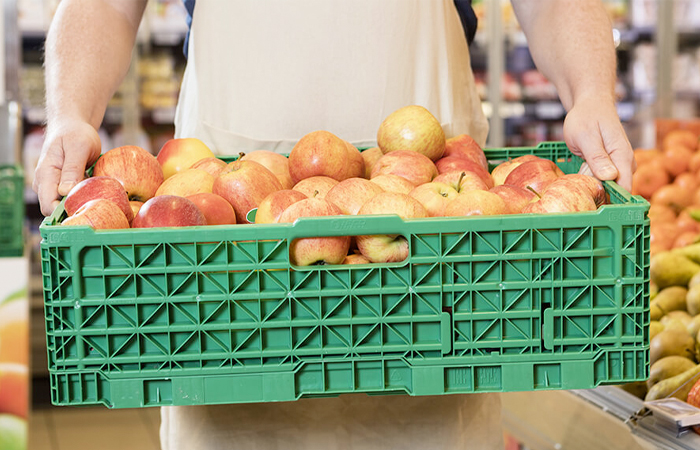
[163, 1, 499, 449]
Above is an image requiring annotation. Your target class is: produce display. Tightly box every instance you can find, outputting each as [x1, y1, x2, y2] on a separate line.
[59, 105, 607, 266]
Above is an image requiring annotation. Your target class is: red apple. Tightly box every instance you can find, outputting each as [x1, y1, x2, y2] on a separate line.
[369, 174, 416, 195]
[213, 160, 283, 224]
[240, 150, 294, 189]
[278, 198, 350, 266]
[444, 134, 488, 170]
[556, 174, 607, 207]
[155, 168, 214, 197]
[522, 180, 597, 214]
[186, 192, 237, 225]
[444, 190, 508, 216]
[356, 192, 429, 263]
[435, 156, 494, 188]
[288, 130, 362, 183]
[343, 253, 371, 264]
[325, 178, 384, 215]
[409, 182, 459, 217]
[292, 176, 339, 199]
[377, 105, 445, 161]
[129, 201, 143, 218]
[370, 150, 438, 186]
[255, 189, 308, 224]
[433, 171, 489, 193]
[503, 159, 564, 193]
[132, 195, 207, 228]
[94, 145, 164, 201]
[61, 199, 130, 229]
[156, 137, 216, 179]
[64, 176, 133, 222]
[491, 155, 540, 186]
[190, 157, 227, 177]
[362, 147, 384, 179]
[489, 185, 537, 214]
[344, 141, 366, 180]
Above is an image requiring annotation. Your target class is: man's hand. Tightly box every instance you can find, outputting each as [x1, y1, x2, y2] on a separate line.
[33, 120, 102, 216]
[563, 94, 635, 192]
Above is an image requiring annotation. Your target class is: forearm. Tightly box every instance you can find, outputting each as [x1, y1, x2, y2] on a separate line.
[511, 0, 617, 110]
[44, 0, 147, 131]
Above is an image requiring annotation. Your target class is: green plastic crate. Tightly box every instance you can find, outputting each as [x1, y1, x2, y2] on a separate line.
[39, 142, 650, 409]
[0, 165, 25, 257]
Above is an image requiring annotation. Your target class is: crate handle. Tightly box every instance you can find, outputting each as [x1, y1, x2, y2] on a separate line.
[542, 307, 554, 350]
[286, 214, 412, 241]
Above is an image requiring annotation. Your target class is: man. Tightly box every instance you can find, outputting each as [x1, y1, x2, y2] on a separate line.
[34, 1, 634, 448]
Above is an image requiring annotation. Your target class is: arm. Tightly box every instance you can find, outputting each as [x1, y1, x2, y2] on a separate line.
[34, 0, 147, 215]
[511, 0, 634, 191]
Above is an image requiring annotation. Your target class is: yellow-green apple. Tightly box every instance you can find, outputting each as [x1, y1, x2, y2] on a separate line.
[255, 189, 307, 224]
[0, 413, 26, 450]
[491, 154, 540, 186]
[362, 147, 384, 178]
[409, 182, 459, 217]
[61, 199, 130, 229]
[557, 174, 607, 207]
[344, 141, 366, 180]
[240, 150, 294, 189]
[213, 160, 283, 224]
[278, 198, 351, 266]
[444, 134, 488, 170]
[155, 168, 214, 197]
[343, 253, 371, 264]
[369, 174, 415, 195]
[156, 137, 216, 179]
[521, 180, 596, 214]
[190, 157, 227, 177]
[370, 150, 438, 186]
[292, 176, 339, 199]
[94, 145, 164, 201]
[489, 185, 537, 214]
[356, 192, 429, 263]
[377, 105, 445, 161]
[433, 170, 489, 193]
[288, 130, 363, 182]
[444, 190, 508, 216]
[129, 201, 143, 218]
[64, 176, 133, 222]
[503, 159, 564, 193]
[435, 156, 494, 188]
[325, 178, 384, 215]
[186, 193, 237, 225]
[132, 195, 207, 228]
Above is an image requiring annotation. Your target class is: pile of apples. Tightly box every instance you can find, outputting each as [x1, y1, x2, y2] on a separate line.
[61, 105, 606, 266]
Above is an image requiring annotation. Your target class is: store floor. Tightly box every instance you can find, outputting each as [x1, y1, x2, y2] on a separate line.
[28, 406, 162, 450]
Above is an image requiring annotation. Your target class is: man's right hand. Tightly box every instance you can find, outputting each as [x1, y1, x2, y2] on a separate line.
[33, 119, 102, 216]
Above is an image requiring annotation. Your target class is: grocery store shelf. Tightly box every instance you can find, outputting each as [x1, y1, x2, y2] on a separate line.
[482, 101, 636, 122]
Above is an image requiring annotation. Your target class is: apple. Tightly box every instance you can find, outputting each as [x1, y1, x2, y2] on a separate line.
[651, 184, 693, 213]
[288, 130, 363, 182]
[377, 105, 445, 161]
[490, 154, 540, 186]
[186, 192, 237, 225]
[370, 150, 438, 186]
[255, 189, 307, 224]
[155, 168, 214, 197]
[503, 158, 564, 193]
[94, 145, 164, 201]
[433, 170, 489, 193]
[343, 253, 371, 264]
[292, 176, 339, 199]
[556, 174, 607, 207]
[213, 160, 283, 224]
[132, 195, 207, 228]
[356, 192, 429, 263]
[444, 134, 488, 170]
[240, 150, 295, 189]
[435, 156, 494, 188]
[278, 198, 350, 266]
[190, 157, 227, 177]
[129, 201, 143, 218]
[489, 185, 537, 214]
[61, 199, 131, 229]
[521, 181, 596, 214]
[631, 164, 670, 200]
[361, 147, 384, 179]
[156, 137, 216, 179]
[369, 174, 416, 195]
[325, 178, 384, 215]
[64, 176, 133, 222]
[409, 182, 459, 217]
[444, 190, 508, 216]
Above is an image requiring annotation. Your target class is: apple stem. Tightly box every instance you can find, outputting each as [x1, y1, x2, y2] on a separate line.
[238, 152, 246, 160]
[312, 190, 320, 198]
[526, 186, 542, 199]
[458, 171, 466, 190]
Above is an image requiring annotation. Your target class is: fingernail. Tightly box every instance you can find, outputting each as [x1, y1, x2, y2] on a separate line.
[599, 166, 618, 179]
[58, 181, 74, 194]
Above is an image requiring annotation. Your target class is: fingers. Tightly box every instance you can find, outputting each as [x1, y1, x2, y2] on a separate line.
[34, 147, 65, 216]
[606, 137, 635, 193]
[566, 124, 619, 181]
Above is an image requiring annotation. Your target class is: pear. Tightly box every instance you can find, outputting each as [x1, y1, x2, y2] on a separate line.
[653, 286, 688, 315]
[675, 243, 700, 264]
[650, 302, 664, 321]
[650, 321, 665, 341]
[647, 355, 697, 390]
[645, 363, 700, 401]
[660, 310, 693, 327]
[618, 381, 647, 399]
[687, 284, 700, 316]
[650, 282, 659, 300]
[688, 315, 700, 338]
[663, 318, 692, 335]
[649, 329, 696, 365]
[689, 270, 700, 290]
[650, 252, 700, 289]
